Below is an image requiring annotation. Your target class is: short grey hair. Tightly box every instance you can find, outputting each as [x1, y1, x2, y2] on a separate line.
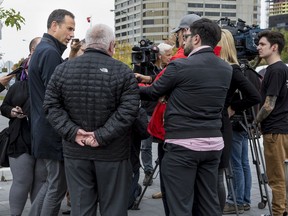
[85, 24, 115, 51]
[157, 43, 173, 55]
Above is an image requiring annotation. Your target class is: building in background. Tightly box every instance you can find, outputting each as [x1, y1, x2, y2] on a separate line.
[113, 0, 261, 45]
[267, 0, 288, 29]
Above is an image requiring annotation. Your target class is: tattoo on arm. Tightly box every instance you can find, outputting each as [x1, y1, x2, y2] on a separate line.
[256, 96, 277, 123]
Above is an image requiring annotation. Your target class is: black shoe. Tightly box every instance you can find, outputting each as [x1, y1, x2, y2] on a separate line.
[62, 210, 71, 215]
[143, 172, 153, 186]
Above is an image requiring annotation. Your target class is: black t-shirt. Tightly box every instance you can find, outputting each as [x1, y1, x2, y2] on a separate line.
[261, 61, 288, 134]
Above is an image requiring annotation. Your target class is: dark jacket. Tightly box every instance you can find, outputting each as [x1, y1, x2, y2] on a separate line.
[229, 64, 262, 131]
[28, 33, 67, 160]
[0, 81, 31, 157]
[226, 64, 261, 113]
[219, 64, 261, 168]
[0, 83, 5, 92]
[43, 48, 140, 161]
[141, 47, 232, 139]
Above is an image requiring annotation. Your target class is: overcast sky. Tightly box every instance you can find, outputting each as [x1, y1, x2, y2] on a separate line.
[0, 0, 267, 66]
[0, 0, 114, 65]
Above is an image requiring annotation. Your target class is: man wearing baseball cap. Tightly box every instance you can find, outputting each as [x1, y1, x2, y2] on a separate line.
[170, 14, 201, 61]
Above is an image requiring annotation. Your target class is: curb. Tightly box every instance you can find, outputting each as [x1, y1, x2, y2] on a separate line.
[0, 167, 12, 181]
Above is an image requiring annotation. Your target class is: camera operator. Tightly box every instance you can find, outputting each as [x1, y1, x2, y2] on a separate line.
[133, 42, 162, 187]
[215, 29, 261, 214]
[133, 42, 172, 190]
[135, 43, 173, 84]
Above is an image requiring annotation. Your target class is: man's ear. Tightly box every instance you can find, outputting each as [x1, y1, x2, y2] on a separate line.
[50, 21, 58, 33]
[272, 43, 278, 52]
[108, 41, 113, 52]
[107, 41, 115, 56]
[193, 34, 201, 46]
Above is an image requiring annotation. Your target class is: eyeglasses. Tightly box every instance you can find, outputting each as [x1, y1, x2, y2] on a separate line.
[183, 34, 193, 40]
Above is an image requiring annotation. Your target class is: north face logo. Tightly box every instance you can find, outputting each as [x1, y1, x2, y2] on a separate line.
[100, 68, 108, 73]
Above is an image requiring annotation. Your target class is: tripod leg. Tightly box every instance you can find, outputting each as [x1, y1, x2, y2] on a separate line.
[251, 129, 273, 215]
[131, 158, 159, 210]
[224, 162, 239, 216]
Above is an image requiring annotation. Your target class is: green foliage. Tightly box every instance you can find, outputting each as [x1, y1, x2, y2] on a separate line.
[12, 58, 25, 70]
[279, 29, 288, 63]
[113, 42, 133, 68]
[0, 7, 25, 30]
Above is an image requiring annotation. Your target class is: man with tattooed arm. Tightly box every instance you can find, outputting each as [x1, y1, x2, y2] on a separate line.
[256, 30, 288, 216]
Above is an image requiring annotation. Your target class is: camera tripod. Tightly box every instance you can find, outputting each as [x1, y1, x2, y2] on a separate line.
[131, 158, 159, 210]
[224, 162, 241, 216]
[237, 107, 273, 216]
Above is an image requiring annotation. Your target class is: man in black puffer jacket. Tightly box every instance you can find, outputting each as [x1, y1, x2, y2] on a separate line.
[43, 24, 139, 216]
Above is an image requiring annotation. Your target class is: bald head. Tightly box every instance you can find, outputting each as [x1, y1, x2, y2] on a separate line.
[29, 37, 41, 55]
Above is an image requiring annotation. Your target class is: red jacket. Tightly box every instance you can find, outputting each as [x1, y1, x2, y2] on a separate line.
[147, 48, 186, 140]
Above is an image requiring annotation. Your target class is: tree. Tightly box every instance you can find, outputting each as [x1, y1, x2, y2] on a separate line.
[279, 29, 288, 63]
[0, 7, 25, 30]
[113, 42, 133, 67]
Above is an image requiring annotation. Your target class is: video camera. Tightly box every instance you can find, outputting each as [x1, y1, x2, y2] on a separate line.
[219, 17, 265, 60]
[131, 39, 159, 75]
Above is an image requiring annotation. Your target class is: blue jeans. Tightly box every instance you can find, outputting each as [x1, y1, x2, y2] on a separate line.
[141, 116, 153, 173]
[228, 130, 252, 205]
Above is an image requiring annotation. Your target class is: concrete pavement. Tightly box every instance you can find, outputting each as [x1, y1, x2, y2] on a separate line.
[0, 110, 272, 216]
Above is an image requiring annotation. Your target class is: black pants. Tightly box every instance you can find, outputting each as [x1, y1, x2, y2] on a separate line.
[158, 142, 170, 216]
[162, 143, 222, 216]
[65, 158, 131, 216]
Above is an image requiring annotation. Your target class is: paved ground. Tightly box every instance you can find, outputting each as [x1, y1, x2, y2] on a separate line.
[0, 105, 273, 216]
